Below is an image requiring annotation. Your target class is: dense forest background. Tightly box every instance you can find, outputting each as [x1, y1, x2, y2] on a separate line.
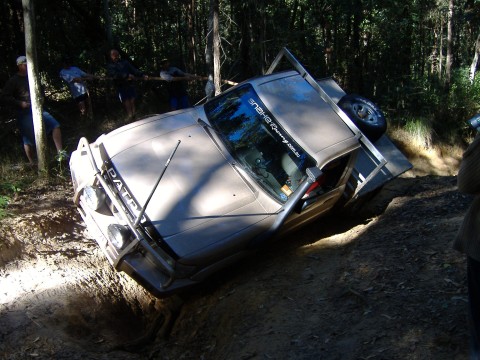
[1, 0, 480, 152]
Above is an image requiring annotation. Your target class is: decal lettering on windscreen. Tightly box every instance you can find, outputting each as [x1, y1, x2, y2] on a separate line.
[248, 98, 301, 158]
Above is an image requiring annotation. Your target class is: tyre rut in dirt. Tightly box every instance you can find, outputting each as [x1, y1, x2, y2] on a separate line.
[338, 94, 387, 142]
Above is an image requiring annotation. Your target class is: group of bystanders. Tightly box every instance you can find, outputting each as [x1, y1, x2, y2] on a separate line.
[1, 49, 197, 165]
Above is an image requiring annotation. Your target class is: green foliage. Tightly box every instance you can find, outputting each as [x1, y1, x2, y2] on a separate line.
[403, 116, 435, 148]
[435, 69, 477, 141]
[0, 195, 9, 219]
[0, 0, 478, 157]
[0, 178, 25, 219]
[384, 66, 480, 146]
[53, 149, 70, 179]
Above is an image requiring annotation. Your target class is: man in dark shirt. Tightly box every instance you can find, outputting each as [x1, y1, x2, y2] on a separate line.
[159, 58, 197, 111]
[1, 56, 65, 164]
[106, 49, 148, 121]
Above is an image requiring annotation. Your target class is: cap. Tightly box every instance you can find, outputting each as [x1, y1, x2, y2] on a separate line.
[160, 58, 169, 64]
[16, 56, 27, 65]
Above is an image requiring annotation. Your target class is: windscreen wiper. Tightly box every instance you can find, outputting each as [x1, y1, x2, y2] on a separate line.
[197, 118, 215, 130]
[197, 118, 224, 154]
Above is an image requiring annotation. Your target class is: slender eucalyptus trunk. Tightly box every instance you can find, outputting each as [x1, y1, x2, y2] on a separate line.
[439, 16, 444, 78]
[22, 0, 48, 175]
[469, 33, 480, 83]
[445, 0, 454, 87]
[103, 0, 113, 48]
[186, 0, 196, 72]
[212, 0, 221, 95]
[206, 0, 221, 96]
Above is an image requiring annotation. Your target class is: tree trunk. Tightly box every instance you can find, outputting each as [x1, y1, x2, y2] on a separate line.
[431, 20, 439, 76]
[212, 0, 221, 95]
[206, 0, 213, 83]
[351, 0, 362, 92]
[186, 0, 196, 72]
[469, 33, 480, 83]
[439, 16, 444, 79]
[289, 0, 298, 31]
[258, 0, 267, 74]
[236, 1, 252, 79]
[103, 0, 113, 48]
[206, 0, 221, 96]
[22, 0, 48, 176]
[445, 0, 454, 87]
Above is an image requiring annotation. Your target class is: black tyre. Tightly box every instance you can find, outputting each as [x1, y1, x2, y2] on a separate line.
[338, 94, 387, 142]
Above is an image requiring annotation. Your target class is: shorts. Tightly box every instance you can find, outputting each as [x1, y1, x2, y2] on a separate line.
[118, 86, 136, 102]
[17, 110, 60, 146]
[170, 95, 190, 110]
[74, 93, 88, 103]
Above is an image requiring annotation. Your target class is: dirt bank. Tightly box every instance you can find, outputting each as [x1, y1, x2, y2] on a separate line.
[0, 149, 473, 359]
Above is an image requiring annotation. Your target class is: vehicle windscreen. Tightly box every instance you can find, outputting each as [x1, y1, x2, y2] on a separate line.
[204, 84, 316, 203]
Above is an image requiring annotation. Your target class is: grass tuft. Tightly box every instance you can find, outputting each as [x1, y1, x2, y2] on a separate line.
[0, 159, 36, 219]
[402, 116, 435, 149]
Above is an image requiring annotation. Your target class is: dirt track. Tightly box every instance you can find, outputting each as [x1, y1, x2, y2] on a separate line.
[0, 163, 473, 359]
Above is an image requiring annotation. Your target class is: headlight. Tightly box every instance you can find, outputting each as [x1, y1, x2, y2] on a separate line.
[83, 186, 106, 210]
[107, 224, 131, 250]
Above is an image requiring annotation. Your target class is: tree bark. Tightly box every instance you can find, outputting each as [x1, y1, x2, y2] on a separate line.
[103, 0, 113, 48]
[258, 0, 267, 74]
[445, 0, 454, 87]
[236, 1, 252, 79]
[439, 16, 444, 79]
[22, 0, 48, 175]
[186, 0, 196, 72]
[289, 0, 298, 31]
[206, 0, 221, 96]
[206, 0, 213, 83]
[469, 33, 480, 83]
[212, 0, 221, 95]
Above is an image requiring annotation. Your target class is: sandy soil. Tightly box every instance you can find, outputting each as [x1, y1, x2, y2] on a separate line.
[0, 149, 473, 360]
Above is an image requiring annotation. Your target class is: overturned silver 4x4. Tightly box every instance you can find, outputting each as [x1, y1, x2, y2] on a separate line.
[69, 48, 411, 297]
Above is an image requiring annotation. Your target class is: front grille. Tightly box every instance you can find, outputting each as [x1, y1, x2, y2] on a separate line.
[102, 161, 177, 258]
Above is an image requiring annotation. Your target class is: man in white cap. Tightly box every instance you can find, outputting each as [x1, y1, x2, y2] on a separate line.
[1, 56, 66, 165]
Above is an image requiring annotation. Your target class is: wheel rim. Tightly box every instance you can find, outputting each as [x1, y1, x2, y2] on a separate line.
[352, 103, 378, 124]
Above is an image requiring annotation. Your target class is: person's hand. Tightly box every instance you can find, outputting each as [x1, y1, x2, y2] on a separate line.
[143, 74, 149, 80]
[20, 101, 30, 109]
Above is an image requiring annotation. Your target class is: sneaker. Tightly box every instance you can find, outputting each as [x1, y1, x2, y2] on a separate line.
[56, 149, 69, 162]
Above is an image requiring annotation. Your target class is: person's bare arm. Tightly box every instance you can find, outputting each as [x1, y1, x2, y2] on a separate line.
[458, 133, 480, 194]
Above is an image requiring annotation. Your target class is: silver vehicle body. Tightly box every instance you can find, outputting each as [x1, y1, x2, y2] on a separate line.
[69, 49, 411, 297]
